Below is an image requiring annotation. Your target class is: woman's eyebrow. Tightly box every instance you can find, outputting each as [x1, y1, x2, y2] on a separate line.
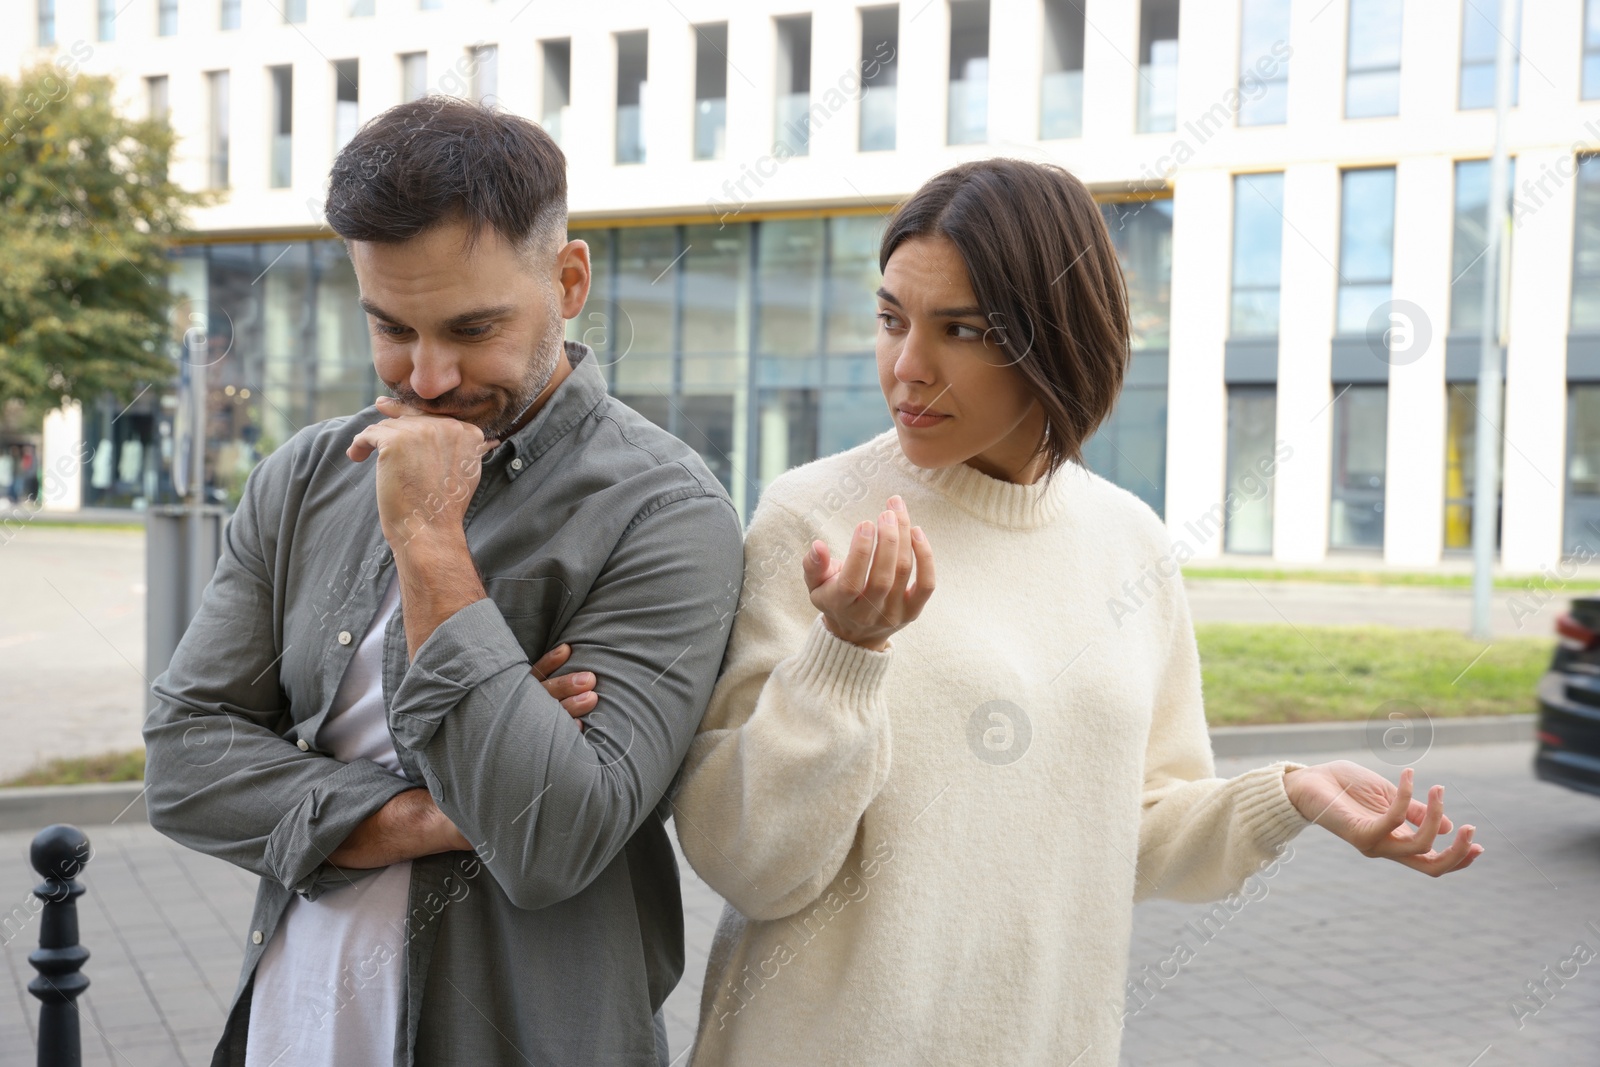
[875, 287, 983, 318]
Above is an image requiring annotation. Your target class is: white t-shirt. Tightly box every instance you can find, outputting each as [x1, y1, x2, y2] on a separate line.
[246, 572, 414, 1067]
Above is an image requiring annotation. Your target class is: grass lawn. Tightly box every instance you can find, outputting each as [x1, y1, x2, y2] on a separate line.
[2, 749, 145, 788]
[1197, 623, 1553, 726]
[1183, 566, 1600, 592]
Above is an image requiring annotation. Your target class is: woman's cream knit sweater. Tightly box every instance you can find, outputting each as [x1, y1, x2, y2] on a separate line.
[672, 428, 1312, 1066]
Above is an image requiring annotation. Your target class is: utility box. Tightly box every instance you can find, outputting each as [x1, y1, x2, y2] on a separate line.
[144, 505, 230, 687]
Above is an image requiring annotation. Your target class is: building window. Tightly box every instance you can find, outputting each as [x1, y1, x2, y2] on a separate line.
[421, 0, 443, 9]
[1238, 0, 1290, 126]
[1083, 198, 1173, 518]
[284, 0, 306, 23]
[616, 31, 649, 164]
[400, 52, 428, 104]
[1230, 172, 1285, 336]
[1460, 0, 1520, 110]
[1330, 385, 1388, 550]
[38, 0, 55, 46]
[1586, 0, 1600, 99]
[470, 45, 498, 107]
[860, 6, 899, 151]
[1444, 383, 1503, 550]
[947, 0, 989, 145]
[775, 16, 812, 156]
[333, 61, 359, 151]
[220, 0, 240, 30]
[147, 75, 169, 123]
[542, 40, 571, 147]
[207, 71, 231, 190]
[97, 0, 116, 41]
[349, 0, 375, 15]
[158, 0, 177, 36]
[270, 66, 293, 189]
[1450, 158, 1516, 336]
[1335, 167, 1396, 335]
[694, 24, 728, 161]
[1566, 385, 1600, 554]
[1040, 0, 1084, 139]
[1137, 0, 1179, 133]
[1225, 387, 1277, 553]
[1346, 0, 1402, 117]
[1575, 156, 1600, 330]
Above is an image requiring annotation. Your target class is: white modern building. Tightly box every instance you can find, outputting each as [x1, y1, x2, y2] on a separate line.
[8, 0, 1600, 573]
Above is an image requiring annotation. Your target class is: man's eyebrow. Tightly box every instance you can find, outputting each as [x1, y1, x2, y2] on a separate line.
[875, 287, 982, 319]
[358, 300, 517, 329]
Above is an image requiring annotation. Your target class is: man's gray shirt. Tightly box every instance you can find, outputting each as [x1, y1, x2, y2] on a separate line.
[143, 341, 745, 1066]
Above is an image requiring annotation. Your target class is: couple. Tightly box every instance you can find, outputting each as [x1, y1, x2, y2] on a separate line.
[145, 98, 1481, 1067]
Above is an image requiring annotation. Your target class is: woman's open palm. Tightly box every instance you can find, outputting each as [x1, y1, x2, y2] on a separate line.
[1285, 762, 1483, 876]
[802, 495, 935, 652]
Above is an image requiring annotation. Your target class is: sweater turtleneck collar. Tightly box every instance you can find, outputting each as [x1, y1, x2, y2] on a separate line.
[877, 430, 1076, 530]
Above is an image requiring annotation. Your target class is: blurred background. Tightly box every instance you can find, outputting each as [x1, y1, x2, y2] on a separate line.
[4, 1, 1600, 1065]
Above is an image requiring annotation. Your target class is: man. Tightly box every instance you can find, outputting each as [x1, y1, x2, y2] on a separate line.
[143, 97, 744, 1066]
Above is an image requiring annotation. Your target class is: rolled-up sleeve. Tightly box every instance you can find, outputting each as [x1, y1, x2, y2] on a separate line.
[143, 431, 418, 900]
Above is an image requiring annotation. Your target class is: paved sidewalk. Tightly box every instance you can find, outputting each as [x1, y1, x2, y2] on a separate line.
[3, 741, 1598, 1065]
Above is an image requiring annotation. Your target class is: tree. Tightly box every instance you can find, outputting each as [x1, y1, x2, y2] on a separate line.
[0, 60, 210, 422]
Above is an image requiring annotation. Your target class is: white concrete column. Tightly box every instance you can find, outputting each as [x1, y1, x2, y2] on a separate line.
[1164, 167, 1232, 554]
[1081, 0, 1137, 143]
[809, 4, 859, 160]
[896, 0, 949, 155]
[988, 0, 1041, 149]
[1502, 145, 1575, 572]
[1272, 161, 1339, 562]
[644, 11, 694, 172]
[41, 402, 84, 513]
[1382, 154, 1451, 566]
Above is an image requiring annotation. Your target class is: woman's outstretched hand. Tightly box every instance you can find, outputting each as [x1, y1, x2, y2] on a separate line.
[802, 495, 935, 652]
[1283, 762, 1483, 876]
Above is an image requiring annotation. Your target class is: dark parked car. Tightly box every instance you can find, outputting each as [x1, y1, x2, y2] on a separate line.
[1534, 598, 1600, 797]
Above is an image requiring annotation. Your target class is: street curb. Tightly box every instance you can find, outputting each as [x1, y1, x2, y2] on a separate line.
[1208, 713, 1536, 758]
[0, 715, 1540, 832]
[0, 782, 147, 834]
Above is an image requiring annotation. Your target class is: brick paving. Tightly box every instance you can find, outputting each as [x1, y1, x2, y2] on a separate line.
[4, 740, 1599, 1065]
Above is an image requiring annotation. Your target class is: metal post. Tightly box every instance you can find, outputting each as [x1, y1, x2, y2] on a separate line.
[1471, 0, 1517, 640]
[27, 824, 92, 1067]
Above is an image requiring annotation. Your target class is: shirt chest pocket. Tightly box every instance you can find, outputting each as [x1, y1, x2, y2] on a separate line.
[483, 575, 575, 655]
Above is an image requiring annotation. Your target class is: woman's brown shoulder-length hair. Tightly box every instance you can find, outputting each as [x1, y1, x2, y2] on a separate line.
[878, 157, 1132, 481]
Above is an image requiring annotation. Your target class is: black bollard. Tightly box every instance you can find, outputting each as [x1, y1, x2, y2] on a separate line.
[27, 824, 92, 1067]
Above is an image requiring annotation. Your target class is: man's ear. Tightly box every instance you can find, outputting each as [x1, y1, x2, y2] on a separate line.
[555, 238, 592, 320]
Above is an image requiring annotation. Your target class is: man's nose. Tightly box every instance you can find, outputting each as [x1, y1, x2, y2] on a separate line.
[408, 339, 462, 400]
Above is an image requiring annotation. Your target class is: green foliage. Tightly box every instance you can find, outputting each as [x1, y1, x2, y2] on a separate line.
[0, 60, 211, 420]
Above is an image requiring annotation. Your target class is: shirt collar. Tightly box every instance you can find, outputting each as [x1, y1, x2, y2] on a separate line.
[485, 340, 607, 475]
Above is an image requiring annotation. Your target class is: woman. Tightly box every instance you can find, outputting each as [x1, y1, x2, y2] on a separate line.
[537, 158, 1482, 1066]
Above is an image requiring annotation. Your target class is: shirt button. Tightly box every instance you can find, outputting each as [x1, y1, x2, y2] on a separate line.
[509, 457, 524, 471]
[252, 930, 264, 945]
[297, 738, 310, 751]
[337, 630, 353, 645]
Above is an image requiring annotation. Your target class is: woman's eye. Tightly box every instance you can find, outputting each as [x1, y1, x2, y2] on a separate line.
[950, 323, 984, 340]
[876, 311, 902, 330]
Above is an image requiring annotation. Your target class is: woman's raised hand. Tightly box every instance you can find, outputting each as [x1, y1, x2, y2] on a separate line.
[801, 495, 935, 652]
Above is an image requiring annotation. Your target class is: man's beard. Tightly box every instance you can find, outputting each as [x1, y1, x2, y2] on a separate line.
[389, 288, 567, 442]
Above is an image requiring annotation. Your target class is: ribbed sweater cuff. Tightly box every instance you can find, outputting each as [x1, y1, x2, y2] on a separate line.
[787, 614, 893, 709]
[1235, 760, 1313, 855]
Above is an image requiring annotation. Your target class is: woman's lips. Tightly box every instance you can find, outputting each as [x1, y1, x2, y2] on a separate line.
[897, 407, 950, 428]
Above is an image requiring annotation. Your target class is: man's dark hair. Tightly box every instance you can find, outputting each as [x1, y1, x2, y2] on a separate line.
[880, 158, 1132, 482]
[325, 95, 567, 264]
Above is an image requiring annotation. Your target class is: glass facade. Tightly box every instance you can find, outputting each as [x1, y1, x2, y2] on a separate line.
[1573, 155, 1600, 331]
[1238, 0, 1290, 127]
[1225, 387, 1277, 553]
[616, 32, 649, 164]
[334, 61, 359, 153]
[270, 66, 293, 190]
[542, 40, 571, 147]
[775, 16, 812, 156]
[1137, 0, 1179, 134]
[947, 1, 989, 145]
[1567, 385, 1600, 554]
[1336, 167, 1396, 335]
[568, 214, 895, 520]
[1329, 385, 1387, 549]
[401, 52, 428, 104]
[1587, 0, 1600, 100]
[1081, 198, 1173, 518]
[1230, 172, 1285, 336]
[1459, 0, 1521, 110]
[1040, 0, 1085, 139]
[97, 0, 115, 40]
[207, 71, 230, 190]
